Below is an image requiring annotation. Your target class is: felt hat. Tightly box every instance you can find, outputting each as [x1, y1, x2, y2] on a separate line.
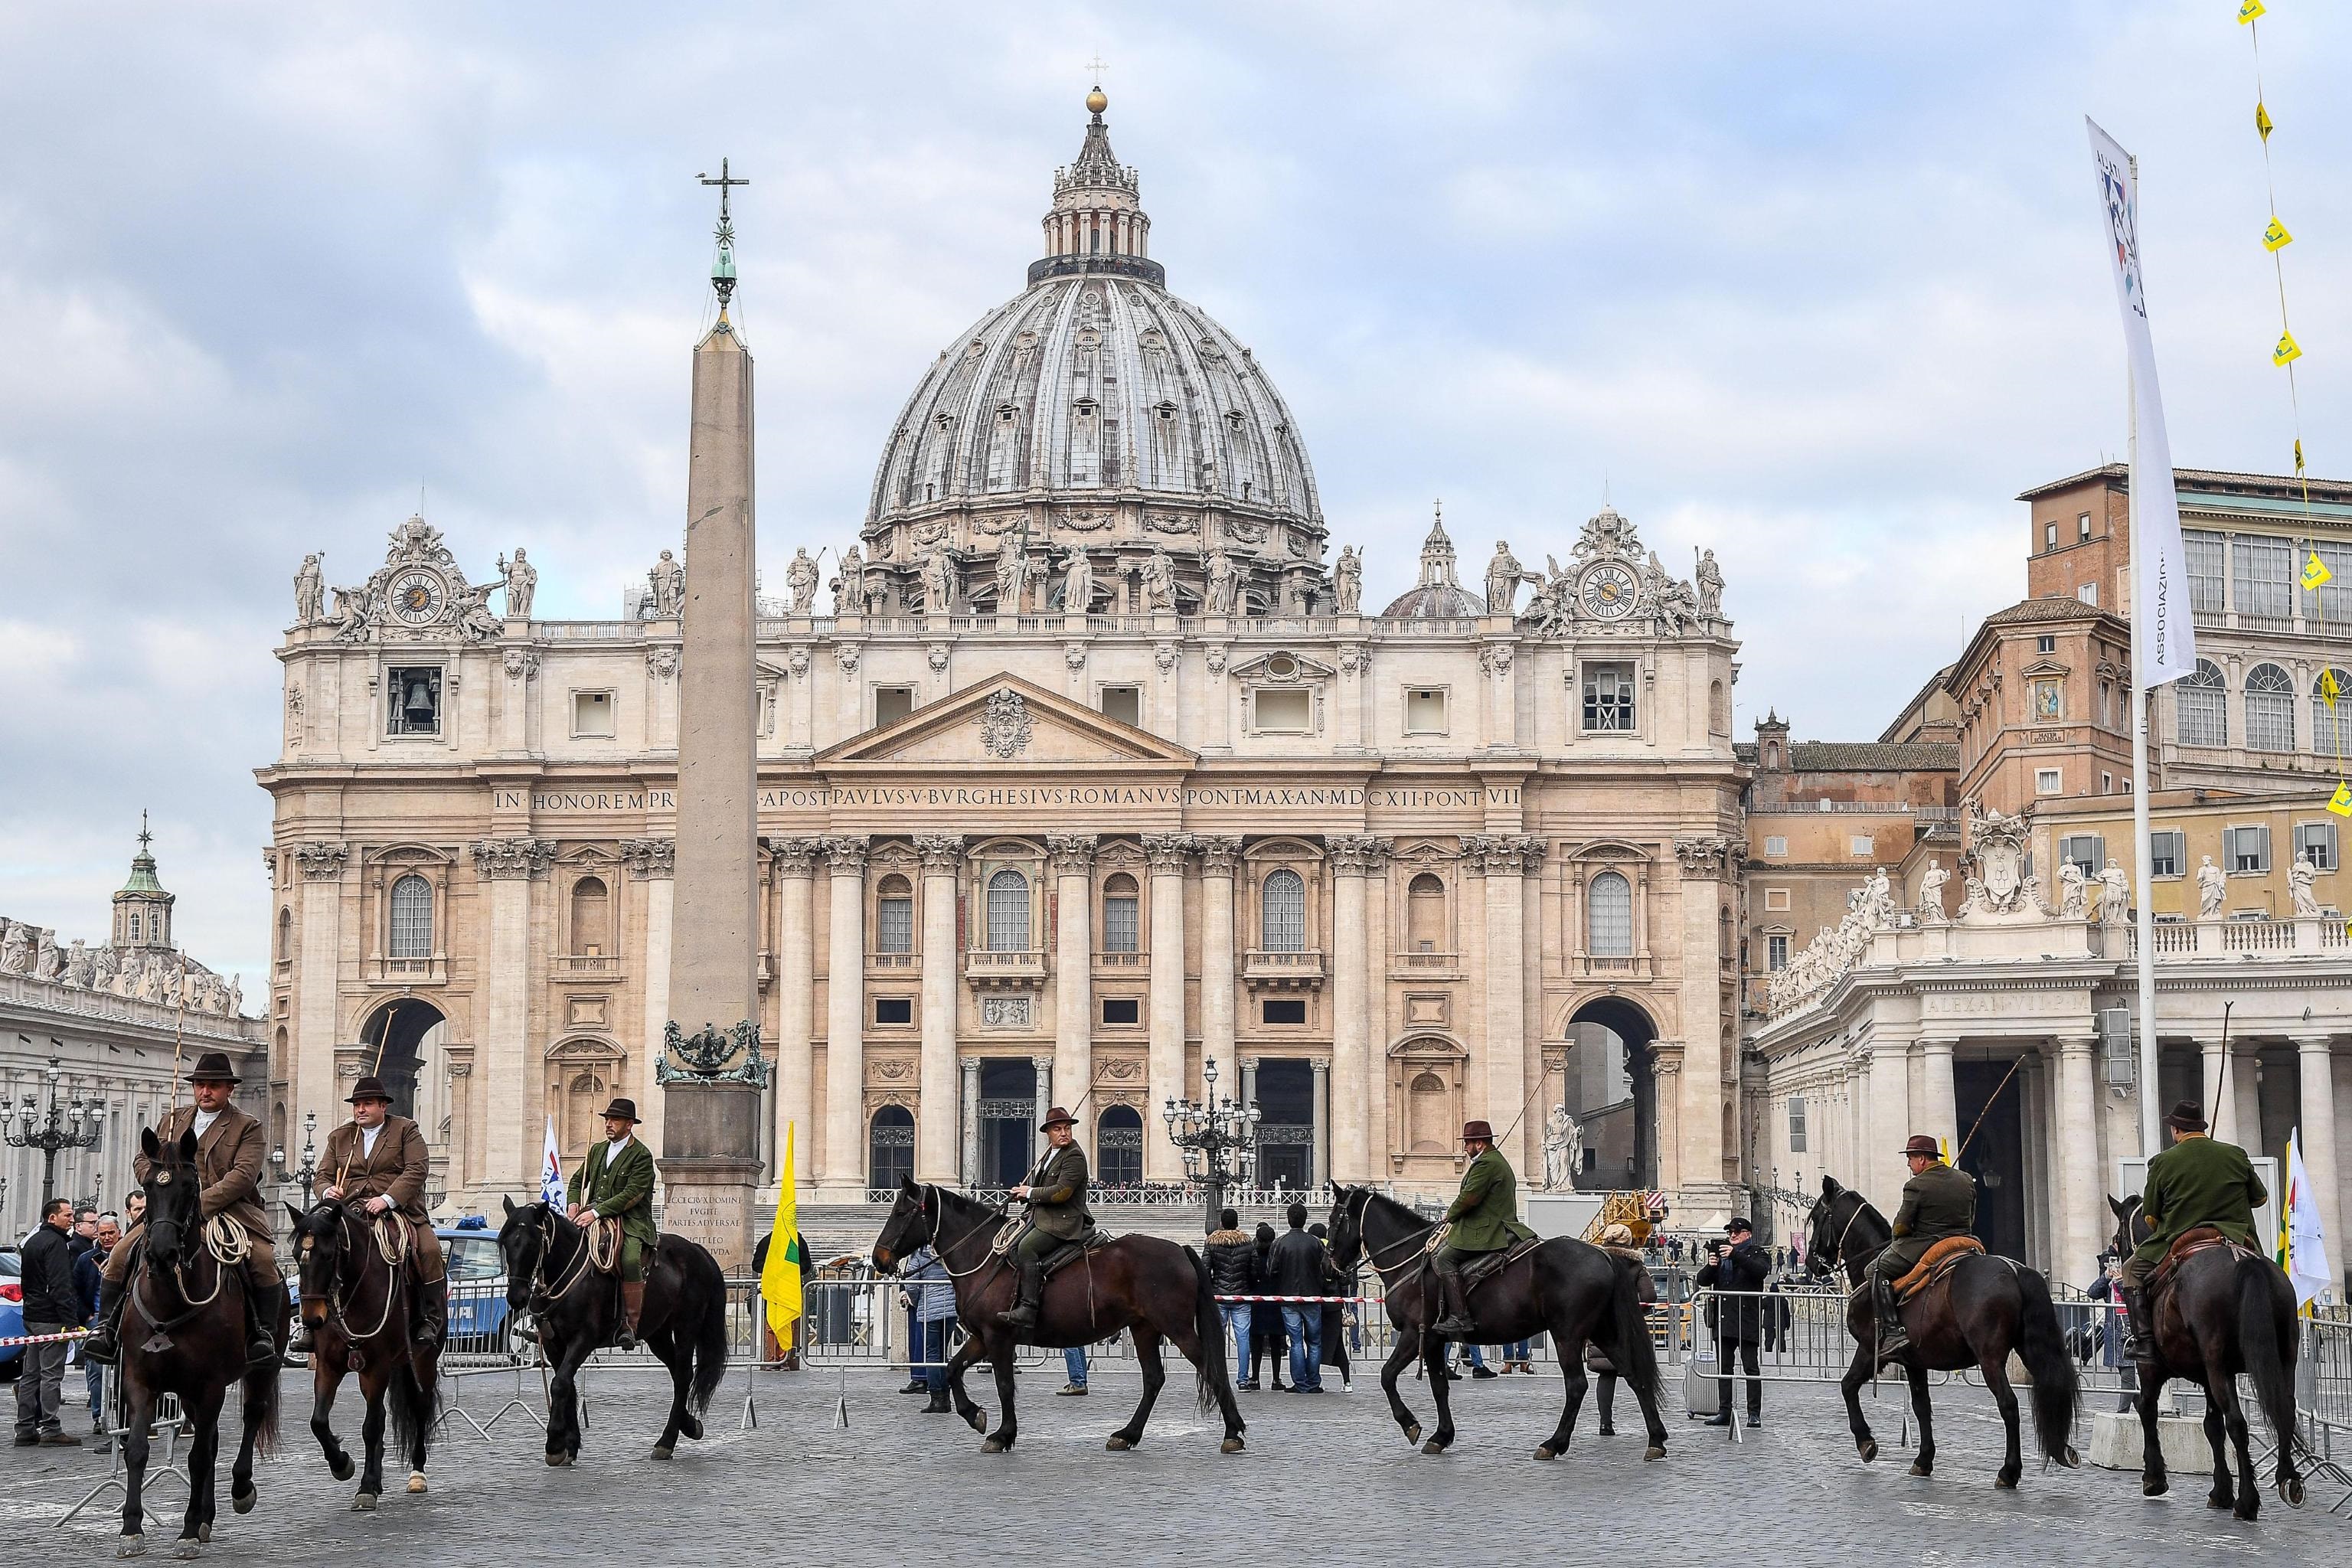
[2163, 1100, 2207, 1132]
[345, 1076, 393, 1105]
[1039, 1106, 1077, 1131]
[599, 1098, 642, 1124]
[188, 1051, 239, 1085]
[1461, 1119, 1495, 1144]
[1900, 1135, 1942, 1159]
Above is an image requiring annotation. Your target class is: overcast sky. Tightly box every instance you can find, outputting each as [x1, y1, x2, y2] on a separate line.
[5, 2, 2347, 986]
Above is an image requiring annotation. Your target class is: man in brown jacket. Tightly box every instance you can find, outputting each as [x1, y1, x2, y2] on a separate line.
[287, 1075, 445, 1352]
[85, 1052, 280, 1367]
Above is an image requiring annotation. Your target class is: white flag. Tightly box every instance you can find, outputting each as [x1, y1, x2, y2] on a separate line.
[2285, 1130, 2334, 1307]
[541, 1115, 567, 1208]
[2088, 119, 2199, 688]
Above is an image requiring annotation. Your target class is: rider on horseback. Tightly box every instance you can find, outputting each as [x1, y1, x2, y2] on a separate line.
[2117, 1100, 2267, 1362]
[567, 1097, 659, 1350]
[84, 1052, 281, 1369]
[1864, 1135, 1977, 1357]
[999, 1106, 1092, 1332]
[287, 1076, 446, 1354]
[1429, 1120, 1535, 1341]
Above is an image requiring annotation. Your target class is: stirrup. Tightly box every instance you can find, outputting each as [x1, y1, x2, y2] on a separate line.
[1430, 1314, 1478, 1340]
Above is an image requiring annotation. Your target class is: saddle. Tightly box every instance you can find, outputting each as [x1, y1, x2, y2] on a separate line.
[583, 1216, 626, 1276]
[2148, 1225, 2260, 1295]
[1890, 1236, 1983, 1303]
[992, 1219, 1111, 1280]
[1458, 1235, 1545, 1292]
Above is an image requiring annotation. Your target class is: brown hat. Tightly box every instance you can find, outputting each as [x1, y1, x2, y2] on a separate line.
[1039, 1106, 1077, 1131]
[345, 1076, 394, 1105]
[1462, 1119, 1495, 1145]
[599, 1098, 642, 1124]
[1900, 1135, 1942, 1159]
[2164, 1100, 2207, 1132]
[188, 1052, 239, 1085]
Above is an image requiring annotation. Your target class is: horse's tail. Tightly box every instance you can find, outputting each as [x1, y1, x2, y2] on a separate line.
[2009, 1264, 2081, 1463]
[386, 1341, 440, 1473]
[685, 1243, 731, 1418]
[2238, 1256, 2303, 1464]
[1605, 1250, 1663, 1410]
[1185, 1244, 1233, 1419]
[239, 1354, 281, 1460]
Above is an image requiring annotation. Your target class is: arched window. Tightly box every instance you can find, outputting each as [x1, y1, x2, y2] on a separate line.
[1101, 873, 1139, 953]
[1406, 873, 1446, 952]
[986, 869, 1031, 951]
[1587, 871, 1633, 957]
[2246, 662, 2295, 753]
[868, 1105, 915, 1190]
[1096, 1105, 1143, 1188]
[276, 907, 292, 962]
[2315, 670, 2352, 757]
[876, 874, 913, 954]
[2177, 659, 2226, 746]
[569, 876, 609, 956]
[388, 875, 433, 959]
[1260, 869, 1306, 951]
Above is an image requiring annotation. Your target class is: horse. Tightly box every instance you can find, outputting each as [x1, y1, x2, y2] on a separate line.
[497, 1198, 730, 1465]
[286, 1198, 441, 1511]
[869, 1176, 1246, 1455]
[114, 1127, 283, 1559]
[1805, 1175, 2079, 1488]
[2106, 1194, 2304, 1517]
[1325, 1184, 1667, 1461]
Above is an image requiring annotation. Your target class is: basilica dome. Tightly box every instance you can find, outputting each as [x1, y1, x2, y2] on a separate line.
[861, 91, 1328, 616]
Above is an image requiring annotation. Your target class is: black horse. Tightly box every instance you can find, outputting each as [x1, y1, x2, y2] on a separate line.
[1325, 1184, 1667, 1461]
[498, 1198, 730, 1464]
[1807, 1176, 2078, 1487]
[286, 1199, 441, 1511]
[870, 1177, 1246, 1455]
[2107, 1194, 2304, 1517]
[116, 1128, 283, 1558]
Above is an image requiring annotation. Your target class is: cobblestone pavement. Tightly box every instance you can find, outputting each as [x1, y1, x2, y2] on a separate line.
[1, 1361, 2344, 1566]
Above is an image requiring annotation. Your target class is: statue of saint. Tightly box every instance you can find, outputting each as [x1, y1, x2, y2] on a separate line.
[1486, 541, 1527, 617]
[995, 531, 1032, 612]
[2291, 855, 2321, 917]
[1059, 547, 1094, 616]
[786, 547, 819, 614]
[648, 550, 686, 618]
[1142, 548, 1177, 612]
[293, 554, 325, 623]
[1334, 546, 1363, 614]
[497, 548, 537, 619]
[1695, 547, 1724, 618]
[2197, 855, 2227, 919]
[1917, 858, 1949, 918]
[1205, 547, 1238, 615]
[2096, 858, 2132, 925]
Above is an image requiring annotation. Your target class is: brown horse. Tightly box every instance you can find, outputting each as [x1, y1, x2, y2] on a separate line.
[1325, 1184, 1668, 1461]
[286, 1199, 441, 1511]
[870, 1177, 1246, 1455]
[1807, 1176, 2079, 1488]
[2107, 1195, 2305, 1517]
[116, 1126, 283, 1559]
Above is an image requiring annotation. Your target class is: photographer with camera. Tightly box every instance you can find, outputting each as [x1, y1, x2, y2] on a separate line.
[1695, 1217, 1769, 1429]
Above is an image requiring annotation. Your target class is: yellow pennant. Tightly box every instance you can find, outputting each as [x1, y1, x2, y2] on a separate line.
[2295, 439, 2306, 473]
[2275, 329, 2303, 367]
[2256, 102, 2275, 141]
[2239, 0, 2265, 21]
[2265, 216, 2294, 252]
[2306, 554, 2335, 593]
[2322, 669, 2343, 709]
[2331, 781, 2352, 818]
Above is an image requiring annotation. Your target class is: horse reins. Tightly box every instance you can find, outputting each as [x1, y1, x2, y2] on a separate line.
[319, 1205, 407, 1343]
[917, 1184, 1018, 1282]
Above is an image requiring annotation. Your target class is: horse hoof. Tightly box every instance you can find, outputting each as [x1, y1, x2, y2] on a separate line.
[681, 1414, 704, 1441]
[1220, 1437, 1245, 1455]
[964, 1411, 986, 1435]
[351, 1493, 377, 1512]
[2143, 1476, 2168, 1498]
[1911, 1462, 1932, 1478]
[2235, 1503, 2260, 1523]
[1420, 1439, 1449, 1455]
[172, 1545, 201, 1562]
[2207, 1494, 2233, 1511]
[2282, 1478, 2307, 1509]
[544, 1452, 573, 1468]
[117, 1537, 144, 1560]
[1994, 1473, 2017, 1491]
[651, 1445, 674, 1460]
[1857, 1439, 1878, 1465]
[2062, 1447, 2082, 1470]
[232, 1486, 256, 1514]
[329, 1454, 354, 1482]
[197, 1527, 211, 1544]
[1644, 1445, 1667, 1462]
[1106, 1436, 1132, 1452]
[981, 1437, 1008, 1454]
[1403, 1423, 1422, 1446]
[407, 1472, 428, 1494]
[1533, 1446, 1557, 1462]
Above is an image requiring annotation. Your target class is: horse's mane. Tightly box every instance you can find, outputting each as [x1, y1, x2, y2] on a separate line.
[1351, 1186, 1433, 1235]
[923, 1182, 1001, 1224]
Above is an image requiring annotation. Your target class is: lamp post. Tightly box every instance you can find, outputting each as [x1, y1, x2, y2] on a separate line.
[273, 1110, 319, 1211]
[1161, 1056, 1260, 1233]
[5, 1056, 106, 1207]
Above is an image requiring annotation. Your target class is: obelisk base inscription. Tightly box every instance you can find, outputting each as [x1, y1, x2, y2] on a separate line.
[656, 1083, 763, 1274]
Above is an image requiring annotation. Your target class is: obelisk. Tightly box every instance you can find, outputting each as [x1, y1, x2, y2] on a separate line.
[657, 160, 766, 1273]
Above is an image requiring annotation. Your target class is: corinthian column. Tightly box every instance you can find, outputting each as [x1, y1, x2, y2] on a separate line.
[1328, 836, 1387, 1184]
[1471, 836, 1538, 1171]
[1142, 834, 1194, 1180]
[472, 837, 553, 1184]
[2295, 1036, 2342, 1256]
[766, 838, 818, 1171]
[913, 836, 963, 1182]
[822, 835, 868, 1194]
[1047, 835, 1096, 1138]
[2056, 1034, 2099, 1288]
[1916, 1037, 1958, 1155]
[1197, 837, 1243, 1106]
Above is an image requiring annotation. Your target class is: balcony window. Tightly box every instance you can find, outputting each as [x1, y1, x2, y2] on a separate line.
[2234, 537, 2295, 620]
[1254, 688, 1311, 733]
[1101, 873, 1139, 952]
[2184, 531, 2225, 615]
[2246, 663, 2295, 753]
[1582, 662, 1636, 732]
[985, 869, 1031, 951]
[876, 874, 913, 954]
[1406, 873, 1446, 950]
[388, 875, 432, 959]
[1260, 870, 1306, 952]
[1587, 871, 1633, 956]
[2177, 659, 2226, 746]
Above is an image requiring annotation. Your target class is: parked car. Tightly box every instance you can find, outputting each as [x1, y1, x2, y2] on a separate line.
[280, 1226, 512, 1355]
[0, 1247, 25, 1378]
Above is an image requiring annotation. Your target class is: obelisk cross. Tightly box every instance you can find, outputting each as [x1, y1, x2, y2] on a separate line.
[698, 158, 749, 222]
[698, 158, 750, 313]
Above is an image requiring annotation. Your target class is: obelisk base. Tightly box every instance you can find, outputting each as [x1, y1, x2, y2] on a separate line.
[658, 1083, 764, 1275]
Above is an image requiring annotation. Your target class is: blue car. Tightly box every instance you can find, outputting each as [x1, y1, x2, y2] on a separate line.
[0, 1248, 23, 1377]
[281, 1227, 511, 1354]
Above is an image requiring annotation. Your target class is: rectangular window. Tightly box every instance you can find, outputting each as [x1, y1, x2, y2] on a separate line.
[2228, 824, 2271, 874]
[2036, 634, 2056, 655]
[1262, 998, 1307, 1025]
[2079, 511, 2092, 542]
[2036, 768, 2063, 795]
[873, 997, 913, 1026]
[874, 686, 916, 727]
[2150, 830, 2184, 878]
[2101, 771, 2114, 793]
[1767, 934, 1789, 972]
[1787, 1096, 1807, 1153]
[570, 690, 616, 738]
[1763, 888, 1790, 911]
[1099, 685, 1142, 727]
[1849, 834, 1873, 858]
[2233, 536, 2295, 620]
[2078, 582, 2098, 606]
[1254, 688, 1312, 733]
[386, 667, 442, 737]
[1100, 997, 1140, 1025]
[1403, 688, 1449, 735]
[1581, 662, 1636, 732]
[2295, 821, 2338, 872]
[2308, 544, 2352, 626]
[2184, 530, 2226, 615]
[876, 897, 913, 954]
[2043, 520, 2058, 550]
[1101, 894, 1138, 953]
[2058, 834, 2104, 878]
[1763, 836, 1788, 858]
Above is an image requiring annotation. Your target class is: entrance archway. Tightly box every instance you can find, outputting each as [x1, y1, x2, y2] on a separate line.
[977, 1059, 1038, 1189]
[1563, 996, 1658, 1192]
[358, 997, 446, 1122]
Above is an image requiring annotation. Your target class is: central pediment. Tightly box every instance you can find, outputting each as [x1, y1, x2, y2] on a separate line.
[814, 674, 1197, 772]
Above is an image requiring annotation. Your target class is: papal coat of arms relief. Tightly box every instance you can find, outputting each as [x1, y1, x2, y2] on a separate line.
[978, 689, 1033, 759]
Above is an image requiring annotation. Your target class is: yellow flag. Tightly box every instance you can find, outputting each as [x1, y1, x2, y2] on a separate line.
[2239, 0, 2265, 21]
[2265, 217, 2294, 252]
[2323, 669, 2344, 709]
[2295, 438, 2306, 473]
[2331, 781, 2352, 818]
[2305, 554, 2334, 593]
[760, 1122, 803, 1354]
[2256, 102, 2274, 141]
[2275, 329, 2303, 367]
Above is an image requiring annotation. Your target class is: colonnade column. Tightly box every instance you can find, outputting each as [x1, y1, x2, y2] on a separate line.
[1048, 835, 1096, 1135]
[292, 843, 350, 1148]
[1671, 835, 1731, 1200]
[959, 1057, 982, 1187]
[2295, 1035, 2342, 1258]
[2055, 1034, 2099, 1289]
[765, 840, 817, 1176]
[625, 838, 678, 1164]
[1867, 1041, 1913, 1213]
[1142, 835, 1194, 1180]
[1197, 838, 1242, 1109]
[1916, 1037, 1958, 1156]
[1329, 837, 1377, 1185]
[914, 836, 963, 1182]
[822, 835, 868, 1194]
[472, 837, 552, 1184]
[1474, 837, 1536, 1174]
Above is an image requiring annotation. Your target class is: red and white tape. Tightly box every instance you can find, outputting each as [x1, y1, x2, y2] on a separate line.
[0, 1328, 89, 1348]
[1213, 1294, 1381, 1305]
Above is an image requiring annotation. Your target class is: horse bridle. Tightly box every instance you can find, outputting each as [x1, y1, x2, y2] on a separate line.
[1815, 1189, 1873, 1272]
[309, 1203, 400, 1343]
[521, 1204, 599, 1308]
[909, 1184, 1014, 1282]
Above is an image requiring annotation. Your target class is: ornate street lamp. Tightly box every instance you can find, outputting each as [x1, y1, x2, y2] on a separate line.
[272, 1109, 320, 1219]
[5, 1055, 106, 1206]
[1161, 1057, 1260, 1233]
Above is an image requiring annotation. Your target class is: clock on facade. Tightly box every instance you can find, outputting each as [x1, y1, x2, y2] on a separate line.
[1579, 563, 1637, 620]
[390, 570, 445, 626]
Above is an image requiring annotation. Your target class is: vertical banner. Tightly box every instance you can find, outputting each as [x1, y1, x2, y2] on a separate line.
[2088, 119, 2200, 687]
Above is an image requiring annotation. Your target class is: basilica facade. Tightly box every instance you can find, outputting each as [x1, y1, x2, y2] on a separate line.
[258, 92, 1746, 1218]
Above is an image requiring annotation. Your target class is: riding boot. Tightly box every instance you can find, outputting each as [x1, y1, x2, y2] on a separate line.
[999, 1258, 1046, 1332]
[80, 1276, 129, 1365]
[286, 1312, 315, 1357]
[616, 1281, 645, 1351]
[1873, 1273, 1909, 1359]
[413, 1276, 447, 1348]
[1429, 1259, 1478, 1341]
[2119, 1284, 2156, 1363]
[241, 1272, 280, 1367]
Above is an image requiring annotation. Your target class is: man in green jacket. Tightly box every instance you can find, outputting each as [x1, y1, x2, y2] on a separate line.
[2118, 1099, 2267, 1361]
[567, 1097, 660, 1349]
[1001, 1106, 1093, 1332]
[1867, 1134, 1978, 1356]
[1430, 1119, 1536, 1340]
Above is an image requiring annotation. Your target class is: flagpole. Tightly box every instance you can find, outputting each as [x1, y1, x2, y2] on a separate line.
[2125, 150, 2162, 1160]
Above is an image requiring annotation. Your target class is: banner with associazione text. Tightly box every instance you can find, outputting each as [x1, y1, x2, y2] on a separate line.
[2088, 118, 2199, 688]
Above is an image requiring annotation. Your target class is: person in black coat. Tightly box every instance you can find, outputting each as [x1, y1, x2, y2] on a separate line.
[15, 1200, 83, 1445]
[1249, 1222, 1290, 1390]
[1695, 1217, 1769, 1428]
[1203, 1209, 1259, 1389]
[1308, 1223, 1351, 1389]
